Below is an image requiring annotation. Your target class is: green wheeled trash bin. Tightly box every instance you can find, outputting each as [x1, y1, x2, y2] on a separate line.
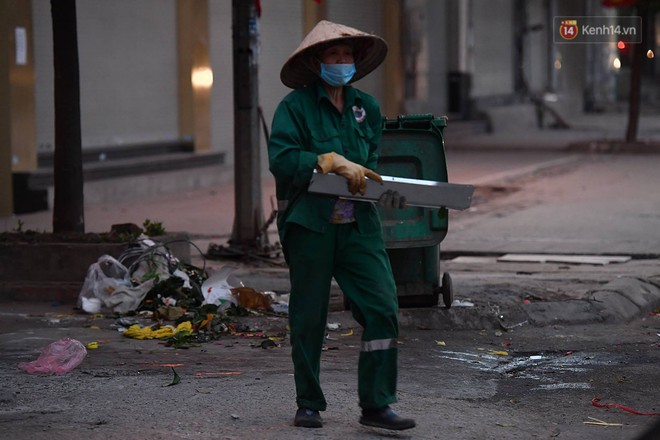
[377, 114, 452, 308]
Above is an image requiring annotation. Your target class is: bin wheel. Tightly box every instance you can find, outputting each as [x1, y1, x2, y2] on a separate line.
[441, 272, 453, 308]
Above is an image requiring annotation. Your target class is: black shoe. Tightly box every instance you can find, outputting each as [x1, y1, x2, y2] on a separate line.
[294, 408, 323, 428]
[359, 406, 416, 430]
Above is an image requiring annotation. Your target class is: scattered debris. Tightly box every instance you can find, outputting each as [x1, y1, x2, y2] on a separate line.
[164, 367, 181, 387]
[155, 306, 186, 321]
[498, 319, 529, 331]
[592, 397, 660, 416]
[232, 287, 272, 310]
[534, 383, 591, 390]
[583, 417, 623, 427]
[488, 350, 509, 356]
[143, 363, 184, 368]
[123, 321, 193, 340]
[253, 339, 280, 349]
[201, 267, 241, 307]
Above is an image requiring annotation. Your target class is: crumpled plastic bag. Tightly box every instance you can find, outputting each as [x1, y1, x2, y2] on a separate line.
[77, 238, 190, 314]
[201, 266, 243, 307]
[77, 255, 152, 314]
[18, 338, 87, 375]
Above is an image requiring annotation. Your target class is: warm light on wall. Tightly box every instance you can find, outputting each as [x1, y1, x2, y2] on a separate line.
[613, 57, 621, 69]
[191, 67, 213, 89]
[647, 50, 655, 59]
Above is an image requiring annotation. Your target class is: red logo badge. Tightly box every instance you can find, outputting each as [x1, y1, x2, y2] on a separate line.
[559, 20, 578, 40]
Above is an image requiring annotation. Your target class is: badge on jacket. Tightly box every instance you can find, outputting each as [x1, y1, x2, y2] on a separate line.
[352, 105, 366, 123]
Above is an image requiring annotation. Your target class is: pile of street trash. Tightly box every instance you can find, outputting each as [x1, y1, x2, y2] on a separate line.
[76, 236, 289, 347]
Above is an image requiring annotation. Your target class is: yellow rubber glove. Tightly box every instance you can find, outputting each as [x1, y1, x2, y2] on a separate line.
[317, 152, 383, 195]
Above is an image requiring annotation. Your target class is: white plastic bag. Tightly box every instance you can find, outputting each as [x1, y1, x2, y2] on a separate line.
[77, 255, 132, 313]
[201, 266, 243, 307]
[77, 255, 153, 314]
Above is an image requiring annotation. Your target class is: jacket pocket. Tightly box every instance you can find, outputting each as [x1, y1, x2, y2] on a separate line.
[309, 126, 341, 154]
[351, 122, 376, 164]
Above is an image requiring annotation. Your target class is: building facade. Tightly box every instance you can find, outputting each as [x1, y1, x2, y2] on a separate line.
[1, 0, 658, 216]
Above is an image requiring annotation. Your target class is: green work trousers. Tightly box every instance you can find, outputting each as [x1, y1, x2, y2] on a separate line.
[284, 222, 399, 412]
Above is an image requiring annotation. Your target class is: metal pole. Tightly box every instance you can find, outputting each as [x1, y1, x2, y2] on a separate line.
[51, 0, 84, 233]
[229, 0, 265, 250]
[0, 2, 13, 217]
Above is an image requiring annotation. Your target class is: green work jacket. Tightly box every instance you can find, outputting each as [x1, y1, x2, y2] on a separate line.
[268, 81, 383, 244]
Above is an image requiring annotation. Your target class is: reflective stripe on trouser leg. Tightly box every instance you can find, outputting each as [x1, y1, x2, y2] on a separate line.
[333, 223, 399, 409]
[284, 224, 335, 412]
[362, 338, 397, 352]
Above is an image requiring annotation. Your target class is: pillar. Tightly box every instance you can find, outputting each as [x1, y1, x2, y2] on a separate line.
[177, 0, 211, 152]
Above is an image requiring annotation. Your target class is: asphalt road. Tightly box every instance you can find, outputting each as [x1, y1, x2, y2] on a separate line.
[0, 305, 658, 440]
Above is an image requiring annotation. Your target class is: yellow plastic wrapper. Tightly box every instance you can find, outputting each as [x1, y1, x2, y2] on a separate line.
[487, 350, 509, 356]
[86, 341, 99, 350]
[123, 321, 192, 340]
[176, 321, 192, 333]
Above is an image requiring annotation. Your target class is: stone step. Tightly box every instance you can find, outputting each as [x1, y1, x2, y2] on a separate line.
[37, 140, 195, 168]
[27, 151, 225, 189]
[14, 144, 226, 213]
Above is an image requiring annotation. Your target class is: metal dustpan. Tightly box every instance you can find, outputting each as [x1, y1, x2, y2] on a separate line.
[308, 172, 475, 211]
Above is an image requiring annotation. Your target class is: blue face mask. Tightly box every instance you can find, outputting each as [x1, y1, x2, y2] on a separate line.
[320, 63, 356, 87]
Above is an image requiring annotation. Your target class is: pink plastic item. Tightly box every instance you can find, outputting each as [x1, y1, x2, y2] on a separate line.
[18, 338, 88, 375]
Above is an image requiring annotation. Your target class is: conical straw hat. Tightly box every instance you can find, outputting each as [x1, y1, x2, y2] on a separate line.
[280, 20, 388, 89]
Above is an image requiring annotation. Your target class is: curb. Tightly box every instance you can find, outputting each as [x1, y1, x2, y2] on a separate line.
[324, 276, 660, 332]
[587, 276, 660, 323]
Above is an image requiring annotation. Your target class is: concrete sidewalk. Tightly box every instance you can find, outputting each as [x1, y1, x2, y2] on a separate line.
[446, 107, 660, 150]
[2, 110, 659, 238]
[0, 174, 275, 240]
